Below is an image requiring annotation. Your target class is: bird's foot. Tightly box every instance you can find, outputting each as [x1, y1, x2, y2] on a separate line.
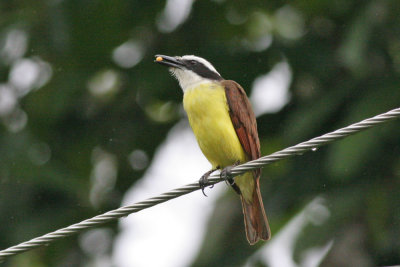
[199, 166, 220, 196]
[220, 161, 240, 186]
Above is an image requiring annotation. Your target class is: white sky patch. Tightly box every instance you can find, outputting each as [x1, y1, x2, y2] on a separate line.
[157, 0, 194, 33]
[242, 11, 273, 52]
[250, 61, 292, 116]
[89, 147, 118, 209]
[9, 57, 52, 96]
[0, 29, 52, 133]
[9, 58, 40, 96]
[245, 35, 273, 52]
[0, 28, 28, 64]
[244, 197, 332, 267]
[0, 84, 17, 116]
[113, 121, 225, 267]
[3, 107, 28, 133]
[274, 5, 305, 40]
[128, 149, 149, 171]
[87, 69, 121, 98]
[112, 40, 144, 69]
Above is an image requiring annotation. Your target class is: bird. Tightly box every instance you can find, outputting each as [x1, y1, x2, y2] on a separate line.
[155, 54, 270, 244]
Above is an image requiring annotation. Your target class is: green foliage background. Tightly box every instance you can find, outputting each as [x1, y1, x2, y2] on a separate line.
[0, 0, 399, 266]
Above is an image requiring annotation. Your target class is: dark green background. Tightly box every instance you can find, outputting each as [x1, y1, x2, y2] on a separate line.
[1, 0, 399, 266]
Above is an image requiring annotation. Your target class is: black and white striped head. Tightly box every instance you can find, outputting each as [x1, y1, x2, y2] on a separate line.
[155, 55, 222, 91]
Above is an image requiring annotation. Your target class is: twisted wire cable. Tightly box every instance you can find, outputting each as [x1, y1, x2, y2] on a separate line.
[0, 106, 399, 262]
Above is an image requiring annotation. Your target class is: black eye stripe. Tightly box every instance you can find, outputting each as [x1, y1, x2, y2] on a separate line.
[185, 59, 197, 65]
[184, 60, 222, 80]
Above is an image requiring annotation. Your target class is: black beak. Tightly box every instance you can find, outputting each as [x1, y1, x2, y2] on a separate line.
[154, 55, 185, 69]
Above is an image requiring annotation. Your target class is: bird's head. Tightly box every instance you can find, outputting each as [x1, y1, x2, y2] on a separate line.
[155, 55, 222, 91]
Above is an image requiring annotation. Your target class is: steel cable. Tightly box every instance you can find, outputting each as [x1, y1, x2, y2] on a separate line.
[0, 106, 399, 262]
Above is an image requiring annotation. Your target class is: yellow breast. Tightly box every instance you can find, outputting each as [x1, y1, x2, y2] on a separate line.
[183, 82, 247, 168]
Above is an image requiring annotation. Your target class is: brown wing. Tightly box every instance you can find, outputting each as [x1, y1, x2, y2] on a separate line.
[222, 80, 261, 177]
[222, 80, 270, 243]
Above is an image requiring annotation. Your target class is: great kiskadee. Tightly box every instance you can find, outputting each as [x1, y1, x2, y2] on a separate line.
[155, 54, 270, 244]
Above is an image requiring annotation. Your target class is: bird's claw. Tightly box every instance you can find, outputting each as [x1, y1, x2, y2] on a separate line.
[199, 174, 211, 197]
[220, 161, 240, 186]
[198, 167, 219, 196]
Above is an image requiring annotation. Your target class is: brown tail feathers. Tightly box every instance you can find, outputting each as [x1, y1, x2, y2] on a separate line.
[240, 179, 271, 245]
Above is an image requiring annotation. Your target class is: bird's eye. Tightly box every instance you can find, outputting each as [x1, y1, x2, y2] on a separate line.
[189, 60, 197, 65]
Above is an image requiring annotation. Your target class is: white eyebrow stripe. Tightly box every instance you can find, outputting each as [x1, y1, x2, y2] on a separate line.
[181, 55, 220, 76]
